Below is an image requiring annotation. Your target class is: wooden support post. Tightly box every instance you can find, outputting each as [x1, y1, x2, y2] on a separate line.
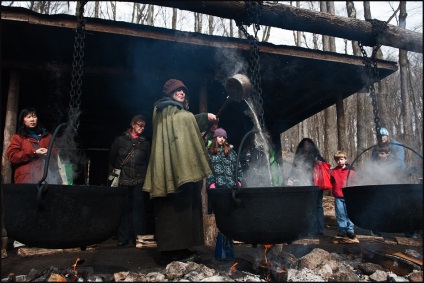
[198, 81, 218, 247]
[1, 70, 20, 256]
[1, 70, 20, 184]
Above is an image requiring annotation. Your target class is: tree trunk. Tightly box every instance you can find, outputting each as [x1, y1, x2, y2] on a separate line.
[208, 15, 214, 35]
[171, 7, 177, 29]
[346, 1, 365, 162]
[326, 2, 337, 51]
[399, 1, 413, 165]
[94, 1, 100, 18]
[321, 2, 338, 162]
[336, 94, 346, 151]
[363, 2, 381, 147]
[194, 13, 202, 33]
[327, 1, 346, 152]
[320, 2, 330, 51]
[136, 1, 423, 53]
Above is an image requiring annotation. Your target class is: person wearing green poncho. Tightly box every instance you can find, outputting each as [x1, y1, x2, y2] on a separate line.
[143, 79, 217, 264]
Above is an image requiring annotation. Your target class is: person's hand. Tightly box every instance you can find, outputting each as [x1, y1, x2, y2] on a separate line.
[209, 183, 216, 189]
[35, 148, 48, 156]
[237, 181, 242, 187]
[207, 113, 218, 123]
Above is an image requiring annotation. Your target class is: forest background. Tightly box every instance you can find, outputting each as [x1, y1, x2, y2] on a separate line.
[3, 1, 423, 171]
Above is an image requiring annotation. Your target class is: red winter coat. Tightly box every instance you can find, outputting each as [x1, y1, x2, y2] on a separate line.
[330, 165, 356, 198]
[6, 132, 58, 184]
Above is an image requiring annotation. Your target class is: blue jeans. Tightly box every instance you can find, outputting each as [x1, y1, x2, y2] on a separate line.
[335, 197, 354, 233]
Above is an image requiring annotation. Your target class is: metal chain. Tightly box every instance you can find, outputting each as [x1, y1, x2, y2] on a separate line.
[236, 1, 265, 129]
[358, 41, 382, 143]
[68, 1, 87, 130]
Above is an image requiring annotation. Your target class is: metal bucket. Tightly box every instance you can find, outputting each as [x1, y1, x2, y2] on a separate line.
[225, 74, 252, 101]
[2, 184, 128, 249]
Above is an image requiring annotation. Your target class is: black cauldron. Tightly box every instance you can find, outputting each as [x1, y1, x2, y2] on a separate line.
[343, 184, 423, 233]
[2, 184, 128, 249]
[208, 186, 319, 245]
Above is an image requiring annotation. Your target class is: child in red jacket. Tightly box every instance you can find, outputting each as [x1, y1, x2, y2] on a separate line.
[330, 150, 356, 239]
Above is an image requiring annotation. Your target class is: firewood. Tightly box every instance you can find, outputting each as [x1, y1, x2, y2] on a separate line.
[382, 247, 423, 266]
[137, 235, 155, 241]
[292, 238, 320, 245]
[136, 242, 157, 248]
[395, 236, 423, 247]
[17, 245, 97, 257]
[330, 236, 359, 244]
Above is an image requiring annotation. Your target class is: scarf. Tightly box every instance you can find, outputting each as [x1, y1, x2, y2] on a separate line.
[28, 128, 46, 141]
[156, 97, 184, 112]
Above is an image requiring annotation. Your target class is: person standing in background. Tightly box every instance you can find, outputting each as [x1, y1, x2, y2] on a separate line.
[6, 107, 62, 249]
[206, 127, 242, 261]
[7, 107, 61, 184]
[330, 150, 356, 239]
[109, 114, 151, 247]
[143, 79, 217, 264]
[206, 128, 243, 190]
[371, 127, 406, 170]
[287, 138, 327, 236]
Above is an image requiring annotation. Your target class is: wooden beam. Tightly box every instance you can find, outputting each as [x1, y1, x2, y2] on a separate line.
[136, 1, 422, 53]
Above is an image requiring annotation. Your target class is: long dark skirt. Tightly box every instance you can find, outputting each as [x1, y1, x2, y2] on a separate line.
[153, 182, 204, 252]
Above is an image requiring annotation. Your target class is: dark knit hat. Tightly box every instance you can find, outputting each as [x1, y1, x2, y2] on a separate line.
[213, 128, 227, 138]
[163, 79, 189, 96]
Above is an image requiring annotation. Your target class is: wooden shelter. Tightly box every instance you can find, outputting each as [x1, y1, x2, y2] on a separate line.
[1, 5, 398, 185]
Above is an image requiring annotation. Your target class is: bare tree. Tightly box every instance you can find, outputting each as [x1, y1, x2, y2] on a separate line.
[320, 2, 330, 51]
[321, 1, 338, 162]
[295, 1, 302, 47]
[110, 1, 116, 21]
[346, 1, 369, 163]
[94, 1, 100, 18]
[363, 1, 384, 145]
[407, 53, 423, 156]
[208, 15, 214, 35]
[399, 1, 414, 163]
[171, 7, 177, 30]
[194, 13, 203, 33]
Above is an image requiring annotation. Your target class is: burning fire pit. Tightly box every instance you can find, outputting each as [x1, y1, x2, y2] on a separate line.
[2, 184, 128, 249]
[208, 186, 318, 245]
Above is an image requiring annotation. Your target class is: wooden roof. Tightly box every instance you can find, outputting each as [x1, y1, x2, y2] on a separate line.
[1, 6, 398, 149]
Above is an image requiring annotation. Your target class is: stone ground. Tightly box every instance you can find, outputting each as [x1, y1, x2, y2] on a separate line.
[1, 195, 422, 280]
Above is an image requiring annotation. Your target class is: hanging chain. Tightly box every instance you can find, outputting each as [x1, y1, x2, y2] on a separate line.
[236, 1, 265, 129]
[68, 1, 87, 130]
[358, 19, 385, 143]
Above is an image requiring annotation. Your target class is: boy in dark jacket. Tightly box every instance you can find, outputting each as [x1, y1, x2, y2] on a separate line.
[330, 150, 356, 239]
